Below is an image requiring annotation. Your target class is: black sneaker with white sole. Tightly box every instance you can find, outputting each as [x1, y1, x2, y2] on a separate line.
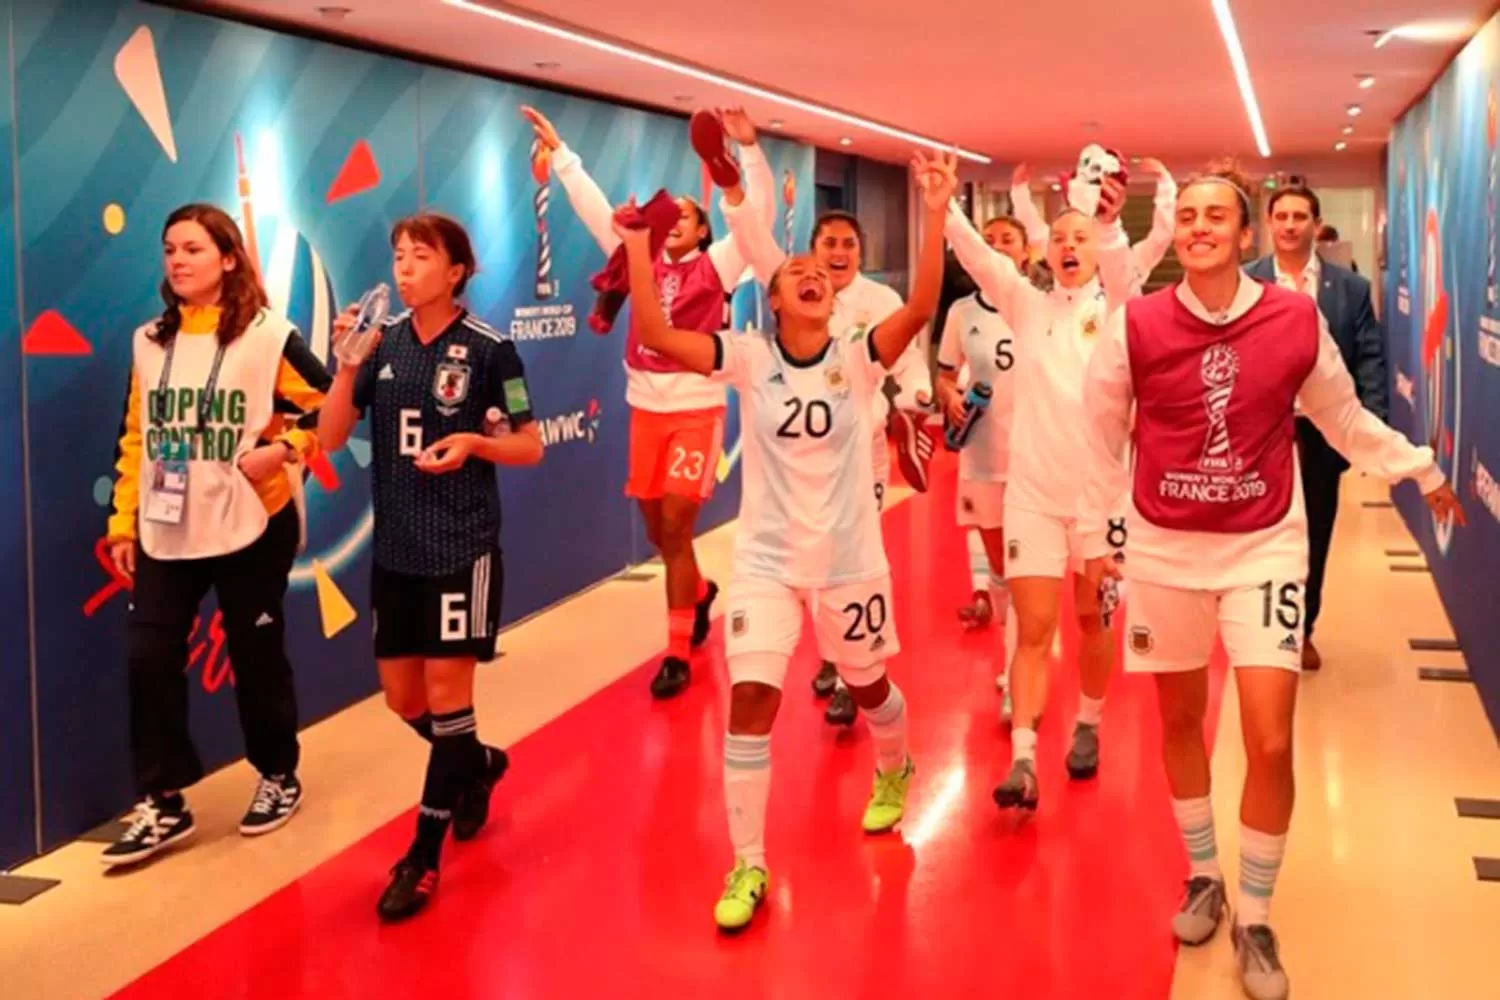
[101, 798, 196, 867]
[691, 580, 719, 648]
[239, 774, 304, 836]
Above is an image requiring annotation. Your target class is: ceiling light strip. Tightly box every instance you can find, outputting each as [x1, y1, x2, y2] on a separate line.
[1209, 0, 1273, 158]
[441, 0, 991, 163]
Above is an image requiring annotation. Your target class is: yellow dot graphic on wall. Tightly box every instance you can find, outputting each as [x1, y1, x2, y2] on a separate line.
[102, 203, 126, 235]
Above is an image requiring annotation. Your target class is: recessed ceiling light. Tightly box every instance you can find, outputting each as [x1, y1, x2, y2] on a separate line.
[533, 61, 560, 70]
[1334, 141, 1348, 151]
[1342, 125, 1355, 135]
[440, 0, 992, 163]
[1347, 104, 1362, 117]
[1210, 0, 1273, 158]
[769, 119, 785, 130]
[839, 137, 853, 146]
[1357, 74, 1376, 88]
[1130, 155, 1142, 165]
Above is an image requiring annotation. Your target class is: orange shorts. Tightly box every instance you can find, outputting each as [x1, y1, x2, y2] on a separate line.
[626, 406, 726, 501]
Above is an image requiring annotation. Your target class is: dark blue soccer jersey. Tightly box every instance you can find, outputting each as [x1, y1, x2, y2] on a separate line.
[354, 309, 535, 576]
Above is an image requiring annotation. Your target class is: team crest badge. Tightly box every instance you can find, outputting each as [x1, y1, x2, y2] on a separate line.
[826, 365, 847, 393]
[731, 611, 748, 637]
[962, 496, 975, 514]
[1129, 626, 1154, 654]
[446, 344, 469, 361]
[1007, 539, 1020, 561]
[1081, 315, 1099, 337]
[433, 362, 470, 406]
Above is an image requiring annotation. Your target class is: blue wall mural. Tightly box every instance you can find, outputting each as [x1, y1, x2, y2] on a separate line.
[0, 0, 814, 864]
[1385, 12, 1500, 733]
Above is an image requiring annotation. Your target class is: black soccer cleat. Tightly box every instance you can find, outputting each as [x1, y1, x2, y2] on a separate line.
[650, 656, 691, 699]
[824, 687, 857, 727]
[811, 661, 839, 699]
[377, 858, 439, 922]
[453, 747, 510, 842]
[691, 580, 719, 648]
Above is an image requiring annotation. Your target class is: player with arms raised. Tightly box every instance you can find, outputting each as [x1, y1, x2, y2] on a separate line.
[620, 149, 957, 932]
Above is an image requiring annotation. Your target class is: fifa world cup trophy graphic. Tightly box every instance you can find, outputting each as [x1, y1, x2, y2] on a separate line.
[782, 170, 797, 253]
[1198, 344, 1241, 473]
[531, 138, 556, 300]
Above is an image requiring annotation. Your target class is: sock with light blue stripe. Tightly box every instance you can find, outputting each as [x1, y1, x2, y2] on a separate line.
[865, 682, 908, 775]
[1172, 796, 1222, 880]
[1237, 825, 1286, 927]
[723, 734, 772, 870]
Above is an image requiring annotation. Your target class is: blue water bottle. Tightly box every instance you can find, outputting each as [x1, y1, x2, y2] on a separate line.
[945, 381, 993, 450]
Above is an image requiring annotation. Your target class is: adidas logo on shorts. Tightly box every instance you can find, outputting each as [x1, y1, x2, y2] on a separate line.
[1278, 633, 1300, 653]
[870, 634, 887, 653]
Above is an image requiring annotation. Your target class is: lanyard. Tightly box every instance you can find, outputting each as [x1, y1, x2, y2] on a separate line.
[154, 337, 228, 432]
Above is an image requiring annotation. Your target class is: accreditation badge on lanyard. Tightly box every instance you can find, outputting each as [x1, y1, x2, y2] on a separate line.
[143, 339, 226, 526]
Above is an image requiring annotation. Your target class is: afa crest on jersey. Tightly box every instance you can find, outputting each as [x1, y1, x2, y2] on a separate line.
[433, 362, 471, 406]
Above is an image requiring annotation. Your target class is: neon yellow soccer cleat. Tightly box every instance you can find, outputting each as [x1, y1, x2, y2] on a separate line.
[862, 757, 915, 834]
[714, 859, 769, 931]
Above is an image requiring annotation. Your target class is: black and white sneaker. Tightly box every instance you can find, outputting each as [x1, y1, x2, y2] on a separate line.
[239, 774, 304, 836]
[101, 798, 196, 867]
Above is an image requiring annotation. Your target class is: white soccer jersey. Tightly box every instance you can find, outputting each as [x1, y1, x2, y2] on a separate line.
[1078, 276, 1445, 592]
[944, 202, 1132, 516]
[710, 328, 890, 588]
[938, 291, 1016, 482]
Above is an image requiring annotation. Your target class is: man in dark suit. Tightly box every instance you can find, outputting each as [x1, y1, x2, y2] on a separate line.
[1246, 185, 1389, 671]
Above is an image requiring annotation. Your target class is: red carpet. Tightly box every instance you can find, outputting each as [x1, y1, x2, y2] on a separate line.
[112, 453, 1227, 1000]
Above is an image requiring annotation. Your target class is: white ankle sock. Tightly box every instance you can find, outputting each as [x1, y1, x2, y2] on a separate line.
[1237, 825, 1287, 927]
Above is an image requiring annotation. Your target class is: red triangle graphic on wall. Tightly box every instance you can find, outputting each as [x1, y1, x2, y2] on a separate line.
[23, 309, 91, 356]
[307, 451, 340, 491]
[326, 140, 381, 204]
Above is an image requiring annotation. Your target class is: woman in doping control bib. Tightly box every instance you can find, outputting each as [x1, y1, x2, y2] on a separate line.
[1077, 160, 1463, 1000]
[102, 204, 332, 867]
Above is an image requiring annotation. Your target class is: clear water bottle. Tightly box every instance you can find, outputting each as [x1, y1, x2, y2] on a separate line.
[335, 282, 391, 367]
[945, 381, 992, 450]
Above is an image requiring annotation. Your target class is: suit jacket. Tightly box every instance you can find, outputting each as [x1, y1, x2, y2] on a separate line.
[1245, 255, 1389, 425]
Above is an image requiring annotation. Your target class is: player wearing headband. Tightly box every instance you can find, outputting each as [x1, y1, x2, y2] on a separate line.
[711, 155, 932, 730]
[937, 214, 1029, 720]
[1078, 161, 1463, 1000]
[944, 175, 1133, 811]
[618, 149, 956, 932]
[522, 105, 773, 701]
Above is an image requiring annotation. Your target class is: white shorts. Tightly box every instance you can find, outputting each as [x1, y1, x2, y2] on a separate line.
[725, 574, 900, 689]
[957, 479, 1006, 529]
[1003, 504, 1084, 580]
[1124, 577, 1306, 674]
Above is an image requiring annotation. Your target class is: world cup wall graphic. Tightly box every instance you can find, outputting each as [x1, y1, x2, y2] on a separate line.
[531, 138, 557, 300]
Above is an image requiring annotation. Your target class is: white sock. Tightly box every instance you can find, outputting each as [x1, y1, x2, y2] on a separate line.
[723, 734, 772, 870]
[992, 575, 1017, 685]
[1078, 694, 1104, 727]
[1012, 726, 1038, 765]
[864, 682, 909, 774]
[1237, 825, 1287, 927]
[1171, 796, 1222, 880]
[967, 530, 989, 593]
